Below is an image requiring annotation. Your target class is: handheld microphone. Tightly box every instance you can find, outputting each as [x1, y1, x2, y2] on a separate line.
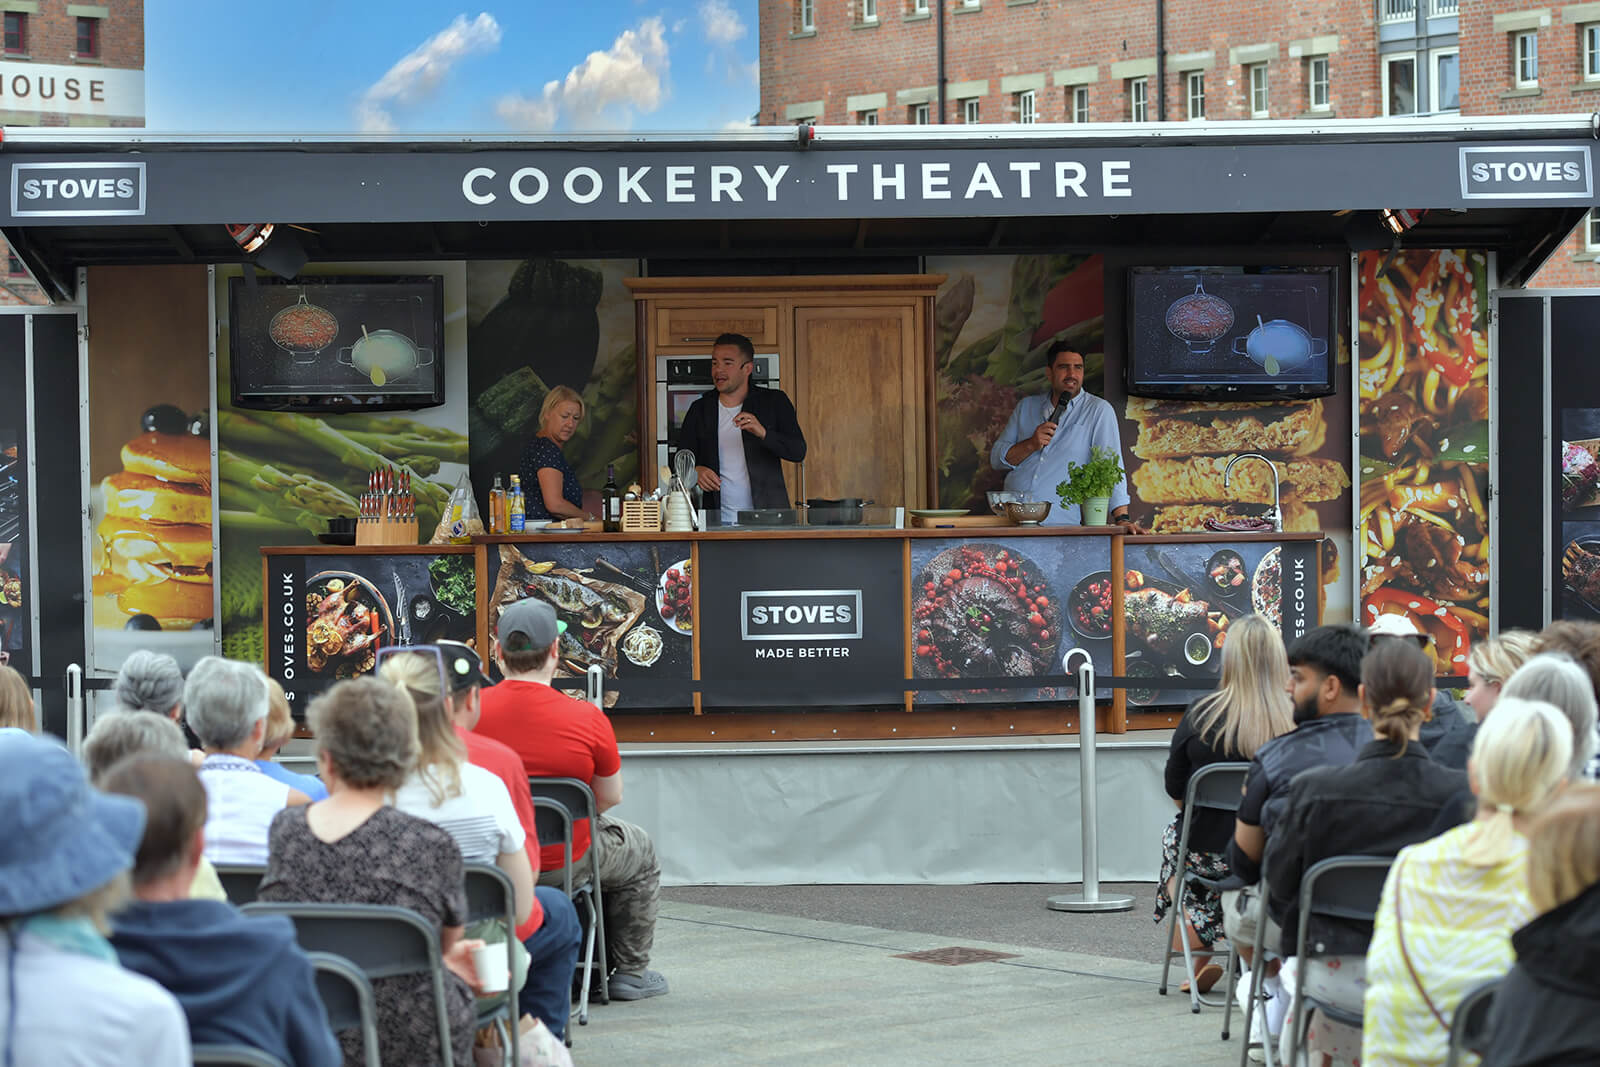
[1048, 395, 1069, 425]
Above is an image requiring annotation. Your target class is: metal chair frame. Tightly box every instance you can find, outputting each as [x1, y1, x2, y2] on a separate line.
[1444, 977, 1502, 1067]
[190, 1045, 288, 1067]
[1220, 876, 1278, 1067]
[1158, 761, 1252, 1013]
[305, 951, 380, 1067]
[242, 901, 458, 1067]
[528, 775, 611, 1029]
[212, 864, 266, 907]
[463, 862, 522, 1067]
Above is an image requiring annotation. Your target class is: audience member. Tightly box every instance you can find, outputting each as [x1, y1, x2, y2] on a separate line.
[114, 649, 202, 759]
[0, 730, 190, 1065]
[1363, 698, 1571, 1065]
[1535, 619, 1600, 777]
[1464, 630, 1541, 722]
[254, 678, 328, 801]
[1363, 615, 1478, 769]
[259, 677, 484, 1067]
[1501, 653, 1600, 780]
[1264, 636, 1469, 1067]
[420, 640, 582, 1040]
[187, 656, 311, 865]
[477, 598, 667, 1001]
[81, 711, 229, 903]
[0, 663, 36, 731]
[102, 754, 340, 1067]
[1483, 783, 1600, 1066]
[1155, 614, 1293, 993]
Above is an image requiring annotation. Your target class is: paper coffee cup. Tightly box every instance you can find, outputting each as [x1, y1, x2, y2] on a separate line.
[472, 942, 509, 993]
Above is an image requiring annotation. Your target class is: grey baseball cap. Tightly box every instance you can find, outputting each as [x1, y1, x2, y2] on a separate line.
[498, 597, 567, 650]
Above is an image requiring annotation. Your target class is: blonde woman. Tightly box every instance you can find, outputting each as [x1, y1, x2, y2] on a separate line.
[0, 663, 35, 731]
[1481, 783, 1600, 1065]
[521, 384, 590, 522]
[1362, 697, 1572, 1065]
[253, 678, 328, 801]
[1156, 613, 1294, 992]
[1463, 630, 1541, 722]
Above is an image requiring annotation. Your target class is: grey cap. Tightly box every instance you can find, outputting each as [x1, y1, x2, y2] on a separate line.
[498, 597, 567, 650]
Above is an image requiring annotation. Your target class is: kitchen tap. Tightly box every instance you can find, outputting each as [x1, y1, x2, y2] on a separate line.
[1223, 453, 1282, 532]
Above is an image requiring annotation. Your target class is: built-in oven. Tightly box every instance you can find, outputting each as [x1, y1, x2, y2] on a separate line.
[655, 353, 780, 478]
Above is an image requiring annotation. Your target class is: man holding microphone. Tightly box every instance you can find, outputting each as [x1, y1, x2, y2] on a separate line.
[990, 342, 1142, 529]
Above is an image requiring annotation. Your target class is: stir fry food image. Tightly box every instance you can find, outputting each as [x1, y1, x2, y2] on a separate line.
[1358, 250, 1489, 673]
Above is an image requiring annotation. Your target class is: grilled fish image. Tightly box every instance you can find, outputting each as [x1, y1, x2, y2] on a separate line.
[526, 573, 629, 628]
[559, 628, 616, 670]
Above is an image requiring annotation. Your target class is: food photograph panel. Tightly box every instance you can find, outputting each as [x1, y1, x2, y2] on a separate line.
[1562, 409, 1600, 518]
[910, 536, 1112, 705]
[265, 551, 479, 708]
[485, 541, 690, 710]
[0, 431, 23, 666]
[1562, 521, 1600, 623]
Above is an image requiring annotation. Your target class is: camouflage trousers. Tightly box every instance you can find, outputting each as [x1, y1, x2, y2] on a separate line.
[537, 813, 659, 975]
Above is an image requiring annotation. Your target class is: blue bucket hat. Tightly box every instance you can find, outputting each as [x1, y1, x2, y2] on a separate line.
[0, 729, 145, 916]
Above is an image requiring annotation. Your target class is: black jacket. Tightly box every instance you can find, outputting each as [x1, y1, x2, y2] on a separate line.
[1484, 882, 1600, 1067]
[1264, 738, 1468, 957]
[1164, 701, 1253, 854]
[1420, 690, 1477, 771]
[675, 385, 807, 512]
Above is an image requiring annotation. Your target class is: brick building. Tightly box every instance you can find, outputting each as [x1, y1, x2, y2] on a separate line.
[0, 0, 144, 303]
[758, 0, 1597, 284]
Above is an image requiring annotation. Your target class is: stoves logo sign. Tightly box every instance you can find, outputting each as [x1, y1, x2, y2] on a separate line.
[1459, 146, 1592, 200]
[741, 590, 863, 641]
[11, 161, 146, 217]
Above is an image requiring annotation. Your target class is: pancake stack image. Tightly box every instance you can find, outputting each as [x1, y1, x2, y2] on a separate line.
[94, 428, 214, 629]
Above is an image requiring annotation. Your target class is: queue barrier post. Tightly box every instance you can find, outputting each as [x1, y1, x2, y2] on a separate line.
[585, 663, 606, 709]
[1047, 648, 1135, 914]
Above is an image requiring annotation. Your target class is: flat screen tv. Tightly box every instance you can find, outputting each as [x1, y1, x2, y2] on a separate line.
[229, 275, 446, 412]
[1126, 265, 1338, 400]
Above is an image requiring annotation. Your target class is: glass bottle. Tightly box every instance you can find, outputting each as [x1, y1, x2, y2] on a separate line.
[489, 474, 507, 535]
[508, 474, 526, 533]
[601, 464, 620, 532]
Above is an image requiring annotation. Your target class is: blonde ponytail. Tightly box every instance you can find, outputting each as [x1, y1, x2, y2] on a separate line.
[1460, 697, 1572, 866]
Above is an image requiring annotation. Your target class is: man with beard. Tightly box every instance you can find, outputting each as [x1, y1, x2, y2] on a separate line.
[677, 332, 807, 525]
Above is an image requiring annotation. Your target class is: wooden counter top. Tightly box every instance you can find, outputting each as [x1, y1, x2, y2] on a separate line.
[1123, 531, 1326, 544]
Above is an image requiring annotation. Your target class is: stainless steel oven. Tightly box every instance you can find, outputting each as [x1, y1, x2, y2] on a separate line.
[655, 353, 780, 477]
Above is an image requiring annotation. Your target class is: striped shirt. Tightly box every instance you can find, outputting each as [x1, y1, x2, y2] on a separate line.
[392, 762, 525, 863]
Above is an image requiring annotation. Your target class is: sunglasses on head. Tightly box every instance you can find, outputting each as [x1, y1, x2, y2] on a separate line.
[1367, 632, 1435, 652]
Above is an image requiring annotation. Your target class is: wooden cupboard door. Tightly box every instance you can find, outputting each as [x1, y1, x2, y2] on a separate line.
[654, 305, 779, 349]
[792, 306, 925, 508]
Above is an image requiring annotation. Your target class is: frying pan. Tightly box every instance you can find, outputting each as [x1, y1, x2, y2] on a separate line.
[268, 291, 339, 365]
[800, 498, 873, 526]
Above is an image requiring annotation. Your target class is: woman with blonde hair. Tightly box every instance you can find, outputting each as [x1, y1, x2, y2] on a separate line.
[252, 678, 328, 801]
[1362, 697, 1572, 1064]
[1155, 613, 1294, 993]
[521, 384, 591, 523]
[1463, 630, 1541, 722]
[0, 663, 35, 731]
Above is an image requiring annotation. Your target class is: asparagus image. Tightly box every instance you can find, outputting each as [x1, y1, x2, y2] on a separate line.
[219, 451, 360, 534]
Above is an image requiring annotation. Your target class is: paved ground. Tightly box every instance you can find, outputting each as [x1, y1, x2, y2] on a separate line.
[576, 884, 1245, 1065]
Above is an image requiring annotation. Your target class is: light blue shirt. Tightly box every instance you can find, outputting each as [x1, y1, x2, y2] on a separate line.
[989, 390, 1130, 525]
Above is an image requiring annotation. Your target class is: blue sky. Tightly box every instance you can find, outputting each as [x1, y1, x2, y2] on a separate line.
[145, 2, 759, 133]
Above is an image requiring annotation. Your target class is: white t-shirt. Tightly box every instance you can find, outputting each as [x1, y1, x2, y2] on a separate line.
[392, 761, 525, 863]
[716, 402, 753, 524]
[198, 754, 291, 866]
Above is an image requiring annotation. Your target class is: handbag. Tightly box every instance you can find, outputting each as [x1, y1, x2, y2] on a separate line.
[1392, 855, 1452, 1032]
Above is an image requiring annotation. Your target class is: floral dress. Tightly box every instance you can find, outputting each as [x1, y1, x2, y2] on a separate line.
[260, 805, 475, 1067]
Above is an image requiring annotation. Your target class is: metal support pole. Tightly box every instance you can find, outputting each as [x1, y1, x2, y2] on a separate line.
[1048, 649, 1135, 913]
[585, 662, 606, 709]
[64, 663, 84, 755]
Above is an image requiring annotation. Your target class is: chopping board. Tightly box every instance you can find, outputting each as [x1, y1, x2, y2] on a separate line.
[910, 514, 1016, 528]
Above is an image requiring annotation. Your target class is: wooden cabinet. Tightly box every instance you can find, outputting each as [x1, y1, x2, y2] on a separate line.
[627, 275, 945, 507]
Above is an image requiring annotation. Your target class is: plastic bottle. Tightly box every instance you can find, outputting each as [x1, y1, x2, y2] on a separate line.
[508, 474, 526, 533]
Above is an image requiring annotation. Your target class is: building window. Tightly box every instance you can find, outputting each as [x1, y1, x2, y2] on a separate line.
[1432, 48, 1459, 111]
[1015, 89, 1035, 124]
[859, 109, 878, 124]
[1429, 0, 1458, 13]
[1128, 77, 1148, 121]
[1070, 85, 1089, 122]
[1585, 24, 1600, 80]
[861, 0, 877, 22]
[799, 0, 815, 31]
[1308, 56, 1330, 110]
[1587, 209, 1600, 251]
[1380, 0, 1416, 23]
[1248, 63, 1269, 117]
[963, 97, 980, 123]
[1185, 71, 1205, 119]
[75, 16, 98, 58]
[1514, 30, 1539, 86]
[3, 12, 25, 54]
[914, 0, 929, 11]
[5, 254, 22, 277]
[911, 102, 930, 124]
[1384, 55, 1417, 115]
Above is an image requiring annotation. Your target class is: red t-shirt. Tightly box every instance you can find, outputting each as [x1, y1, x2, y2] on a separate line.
[456, 725, 546, 940]
[474, 679, 621, 872]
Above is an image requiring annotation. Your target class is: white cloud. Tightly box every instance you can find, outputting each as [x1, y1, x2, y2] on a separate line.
[496, 17, 670, 131]
[721, 116, 754, 131]
[699, 0, 745, 45]
[357, 13, 503, 132]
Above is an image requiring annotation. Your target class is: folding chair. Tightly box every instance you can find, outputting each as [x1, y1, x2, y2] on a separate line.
[1445, 977, 1502, 1067]
[528, 775, 610, 1028]
[191, 1046, 287, 1067]
[1283, 855, 1394, 1067]
[213, 864, 266, 907]
[1158, 761, 1252, 1013]
[305, 951, 380, 1067]
[463, 862, 521, 1067]
[1214, 875, 1278, 1067]
[242, 902, 458, 1067]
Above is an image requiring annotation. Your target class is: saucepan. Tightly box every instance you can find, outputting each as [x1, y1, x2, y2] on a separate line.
[337, 328, 435, 386]
[1231, 318, 1326, 375]
[799, 497, 874, 526]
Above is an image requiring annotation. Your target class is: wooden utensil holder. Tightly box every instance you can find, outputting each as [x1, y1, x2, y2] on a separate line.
[356, 513, 419, 546]
[622, 499, 663, 533]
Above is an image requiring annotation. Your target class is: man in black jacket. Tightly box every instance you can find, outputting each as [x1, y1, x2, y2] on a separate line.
[677, 332, 807, 524]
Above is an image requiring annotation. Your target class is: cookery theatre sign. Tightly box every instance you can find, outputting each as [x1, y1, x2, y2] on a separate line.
[1, 139, 1596, 224]
[0, 61, 144, 121]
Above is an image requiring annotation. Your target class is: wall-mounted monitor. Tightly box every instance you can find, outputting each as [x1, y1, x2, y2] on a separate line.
[229, 275, 446, 412]
[1126, 265, 1338, 400]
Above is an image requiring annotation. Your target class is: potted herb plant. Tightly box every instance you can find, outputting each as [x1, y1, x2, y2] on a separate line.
[1056, 445, 1125, 526]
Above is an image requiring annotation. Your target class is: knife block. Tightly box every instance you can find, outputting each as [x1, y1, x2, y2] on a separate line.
[356, 513, 418, 546]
